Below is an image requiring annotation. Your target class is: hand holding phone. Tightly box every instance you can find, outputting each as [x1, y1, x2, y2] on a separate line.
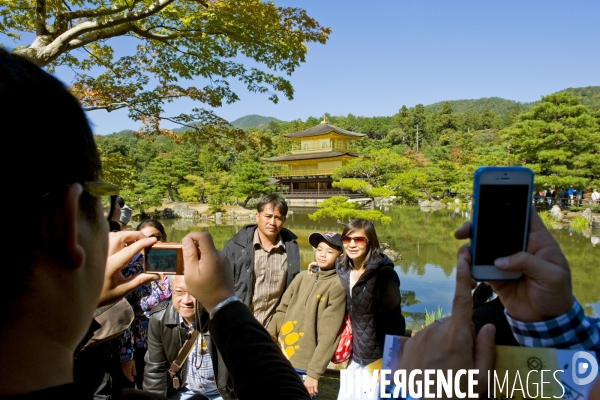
[470, 166, 534, 281]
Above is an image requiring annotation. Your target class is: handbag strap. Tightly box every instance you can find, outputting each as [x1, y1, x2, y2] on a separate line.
[168, 328, 199, 386]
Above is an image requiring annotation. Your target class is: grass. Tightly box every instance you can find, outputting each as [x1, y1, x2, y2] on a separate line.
[570, 216, 590, 232]
[538, 210, 554, 227]
[423, 306, 448, 328]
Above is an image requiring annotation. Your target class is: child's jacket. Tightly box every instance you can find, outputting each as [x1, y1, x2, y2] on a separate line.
[267, 268, 346, 380]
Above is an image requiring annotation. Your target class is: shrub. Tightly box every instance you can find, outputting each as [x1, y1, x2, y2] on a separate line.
[423, 306, 448, 328]
[570, 216, 590, 232]
[538, 211, 554, 227]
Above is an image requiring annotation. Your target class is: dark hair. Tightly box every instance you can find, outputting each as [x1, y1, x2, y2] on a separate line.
[117, 196, 125, 208]
[2, 49, 102, 316]
[257, 193, 288, 218]
[136, 219, 167, 241]
[1, 49, 101, 204]
[339, 219, 384, 269]
[473, 283, 494, 309]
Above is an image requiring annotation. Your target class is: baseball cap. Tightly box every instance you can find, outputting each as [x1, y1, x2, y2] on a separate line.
[308, 232, 343, 250]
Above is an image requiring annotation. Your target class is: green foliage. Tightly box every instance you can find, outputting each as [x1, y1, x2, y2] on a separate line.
[231, 161, 274, 206]
[147, 156, 189, 201]
[423, 306, 448, 327]
[501, 92, 600, 189]
[177, 173, 228, 203]
[308, 197, 392, 224]
[99, 149, 135, 188]
[569, 216, 590, 232]
[5, 0, 330, 140]
[538, 211, 554, 227]
[209, 192, 228, 213]
[561, 87, 600, 111]
[89, 84, 599, 215]
[424, 97, 524, 117]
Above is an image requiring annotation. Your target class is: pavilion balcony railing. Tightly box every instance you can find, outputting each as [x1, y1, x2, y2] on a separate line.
[291, 143, 358, 154]
[270, 168, 335, 177]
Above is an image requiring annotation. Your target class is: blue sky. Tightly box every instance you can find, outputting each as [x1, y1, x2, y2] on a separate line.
[5, 1, 600, 134]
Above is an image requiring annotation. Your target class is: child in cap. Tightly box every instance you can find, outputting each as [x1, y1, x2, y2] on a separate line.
[267, 232, 346, 397]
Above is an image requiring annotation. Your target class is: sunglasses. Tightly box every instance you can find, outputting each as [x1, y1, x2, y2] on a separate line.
[83, 181, 121, 222]
[42, 180, 120, 223]
[341, 236, 369, 246]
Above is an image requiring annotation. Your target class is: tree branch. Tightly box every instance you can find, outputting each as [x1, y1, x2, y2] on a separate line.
[67, 24, 134, 51]
[130, 25, 182, 42]
[36, 0, 49, 36]
[61, 0, 177, 42]
[130, 24, 207, 41]
[20, 0, 178, 66]
[83, 103, 220, 137]
[55, 0, 138, 27]
[83, 103, 130, 112]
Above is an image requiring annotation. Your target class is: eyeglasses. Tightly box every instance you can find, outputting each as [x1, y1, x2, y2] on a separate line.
[173, 289, 192, 297]
[83, 181, 121, 222]
[341, 236, 369, 246]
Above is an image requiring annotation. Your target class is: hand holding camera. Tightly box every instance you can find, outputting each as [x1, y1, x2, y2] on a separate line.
[182, 231, 235, 314]
[98, 231, 159, 307]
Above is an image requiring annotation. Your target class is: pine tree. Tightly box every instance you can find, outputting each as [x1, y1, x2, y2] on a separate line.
[501, 92, 600, 188]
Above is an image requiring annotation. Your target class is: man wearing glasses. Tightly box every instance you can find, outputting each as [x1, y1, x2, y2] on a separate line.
[223, 194, 301, 327]
[144, 276, 233, 400]
[0, 50, 310, 399]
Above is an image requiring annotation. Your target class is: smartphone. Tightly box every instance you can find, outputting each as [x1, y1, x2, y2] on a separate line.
[470, 166, 534, 281]
[143, 243, 184, 274]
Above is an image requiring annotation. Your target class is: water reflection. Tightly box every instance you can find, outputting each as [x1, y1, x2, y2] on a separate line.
[155, 206, 600, 323]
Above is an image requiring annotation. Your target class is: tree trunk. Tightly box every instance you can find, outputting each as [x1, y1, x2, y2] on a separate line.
[167, 185, 174, 202]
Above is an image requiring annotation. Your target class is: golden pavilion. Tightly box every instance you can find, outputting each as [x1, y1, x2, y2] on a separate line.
[263, 118, 366, 198]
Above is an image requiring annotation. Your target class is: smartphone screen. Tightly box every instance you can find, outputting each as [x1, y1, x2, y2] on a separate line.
[473, 184, 530, 265]
[146, 248, 178, 273]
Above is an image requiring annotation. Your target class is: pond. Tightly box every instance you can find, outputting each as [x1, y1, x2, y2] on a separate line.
[154, 206, 600, 328]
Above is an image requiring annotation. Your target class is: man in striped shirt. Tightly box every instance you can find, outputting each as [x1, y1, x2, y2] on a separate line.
[224, 194, 301, 327]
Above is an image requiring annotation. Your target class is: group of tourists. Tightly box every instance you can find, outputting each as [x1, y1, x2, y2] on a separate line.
[1, 49, 599, 400]
[97, 192, 405, 400]
[535, 186, 589, 207]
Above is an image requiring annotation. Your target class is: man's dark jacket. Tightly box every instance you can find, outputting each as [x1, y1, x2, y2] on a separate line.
[223, 225, 300, 307]
[143, 301, 235, 400]
[337, 255, 406, 365]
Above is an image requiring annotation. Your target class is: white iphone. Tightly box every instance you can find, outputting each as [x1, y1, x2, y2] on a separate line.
[470, 166, 534, 281]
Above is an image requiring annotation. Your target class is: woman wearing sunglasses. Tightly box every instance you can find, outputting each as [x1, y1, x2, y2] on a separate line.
[337, 219, 405, 400]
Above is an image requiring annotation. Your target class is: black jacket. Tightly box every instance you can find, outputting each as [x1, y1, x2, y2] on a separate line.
[223, 225, 301, 307]
[337, 255, 406, 365]
[209, 301, 310, 399]
[143, 301, 235, 400]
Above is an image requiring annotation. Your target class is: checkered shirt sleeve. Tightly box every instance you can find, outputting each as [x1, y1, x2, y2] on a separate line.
[505, 300, 600, 352]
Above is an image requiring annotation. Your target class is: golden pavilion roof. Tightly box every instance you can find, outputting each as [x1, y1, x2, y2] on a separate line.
[283, 122, 365, 139]
[263, 151, 362, 163]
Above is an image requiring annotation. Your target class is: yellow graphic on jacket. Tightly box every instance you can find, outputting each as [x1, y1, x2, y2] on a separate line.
[278, 320, 304, 359]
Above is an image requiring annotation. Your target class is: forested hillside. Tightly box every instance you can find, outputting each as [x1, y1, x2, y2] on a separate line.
[562, 86, 600, 110]
[96, 88, 599, 212]
[230, 115, 281, 129]
[424, 97, 523, 117]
